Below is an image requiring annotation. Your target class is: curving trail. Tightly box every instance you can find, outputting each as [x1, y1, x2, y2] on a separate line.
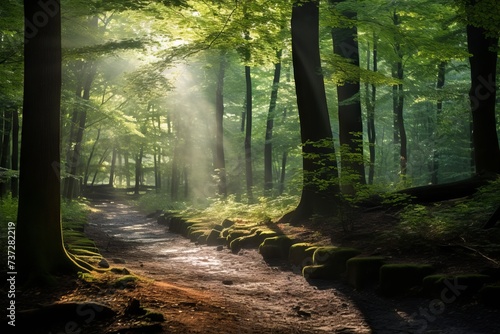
[85, 197, 499, 334]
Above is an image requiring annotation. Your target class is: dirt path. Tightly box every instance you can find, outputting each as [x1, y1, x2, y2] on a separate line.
[85, 198, 499, 334]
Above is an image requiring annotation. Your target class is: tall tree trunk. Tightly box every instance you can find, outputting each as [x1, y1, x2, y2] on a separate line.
[330, 0, 366, 190]
[124, 152, 131, 188]
[108, 147, 117, 187]
[466, 22, 499, 174]
[279, 151, 288, 196]
[365, 35, 377, 185]
[264, 51, 282, 195]
[431, 61, 446, 184]
[214, 52, 227, 197]
[134, 147, 143, 195]
[17, 0, 81, 283]
[282, 0, 339, 222]
[83, 127, 101, 186]
[171, 144, 180, 201]
[392, 11, 407, 182]
[11, 108, 19, 197]
[66, 61, 96, 200]
[0, 107, 12, 197]
[244, 64, 254, 203]
[91, 148, 109, 187]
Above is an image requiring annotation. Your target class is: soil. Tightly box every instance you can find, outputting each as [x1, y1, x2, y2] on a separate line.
[10, 192, 500, 334]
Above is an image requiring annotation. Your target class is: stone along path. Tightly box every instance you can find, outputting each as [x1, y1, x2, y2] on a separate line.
[85, 198, 499, 334]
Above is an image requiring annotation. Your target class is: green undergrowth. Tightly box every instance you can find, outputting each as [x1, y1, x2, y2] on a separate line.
[140, 191, 300, 225]
[382, 178, 500, 254]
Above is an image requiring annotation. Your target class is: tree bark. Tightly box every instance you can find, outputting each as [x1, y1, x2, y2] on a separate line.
[365, 35, 377, 185]
[392, 11, 407, 182]
[83, 127, 101, 186]
[65, 61, 96, 200]
[17, 0, 81, 283]
[466, 23, 499, 174]
[134, 146, 143, 195]
[331, 0, 366, 190]
[264, 51, 282, 196]
[244, 64, 254, 203]
[282, 0, 339, 222]
[0, 107, 12, 197]
[11, 108, 19, 197]
[431, 61, 446, 184]
[108, 147, 117, 187]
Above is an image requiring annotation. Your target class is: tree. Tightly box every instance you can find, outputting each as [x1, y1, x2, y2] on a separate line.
[464, 0, 500, 174]
[282, 0, 339, 222]
[16, 0, 81, 283]
[330, 0, 366, 191]
[264, 50, 282, 195]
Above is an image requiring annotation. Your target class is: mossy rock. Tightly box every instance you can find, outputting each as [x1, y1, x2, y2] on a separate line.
[206, 229, 224, 246]
[312, 246, 338, 265]
[212, 224, 224, 232]
[346, 256, 386, 289]
[258, 245, 283, 260]
[422, 274, 450, 297]
[180, 221, 199, 237]
[168, 216, 186, 233]
[379, 263, 435, 297]
[256, 230, 280, 241]
[197, 234, 208, 245]
[479, 284, 500, 309]
[311, 247, 361, 277]
[258, 236, 294, 260]
[302, 264, 341, 280]
[288, 243, 315, 268]
[188, 230, 206, 242]
[230, 233, 258, 253]
[221, 227, 231, 238]
[423, 274, 494, 300]
[226, 229, 253, 244]
[222, 219, 236, 228]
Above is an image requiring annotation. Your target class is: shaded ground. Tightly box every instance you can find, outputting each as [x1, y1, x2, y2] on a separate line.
[10, 190, 500, 333]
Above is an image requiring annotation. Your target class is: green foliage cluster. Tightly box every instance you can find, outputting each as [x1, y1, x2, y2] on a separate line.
[387, 178, 500, 251]
[189, 194, 299, 224]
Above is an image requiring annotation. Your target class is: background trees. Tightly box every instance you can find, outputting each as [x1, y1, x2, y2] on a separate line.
[0, 0, 497, 235]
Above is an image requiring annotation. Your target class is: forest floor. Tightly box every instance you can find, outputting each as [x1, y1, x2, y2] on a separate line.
[11, 191, 500, 334]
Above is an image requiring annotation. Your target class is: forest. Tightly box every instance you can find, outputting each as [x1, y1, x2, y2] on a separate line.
[1, 0, 499, 333]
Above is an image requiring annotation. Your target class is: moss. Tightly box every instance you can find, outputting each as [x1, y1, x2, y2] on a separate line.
[226, 229, 252, 244]
[302, 264, 339, 280]
[346, 256, 386, 289]
[311, 247, 361, 276]
[230, 233, 257, 253]
[258, 236, 294, 260]
[379, 263, 435, 297]
[288, 243, 314, 268]
[188, 230, 206, 242]
[312, 246, 338, 265]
